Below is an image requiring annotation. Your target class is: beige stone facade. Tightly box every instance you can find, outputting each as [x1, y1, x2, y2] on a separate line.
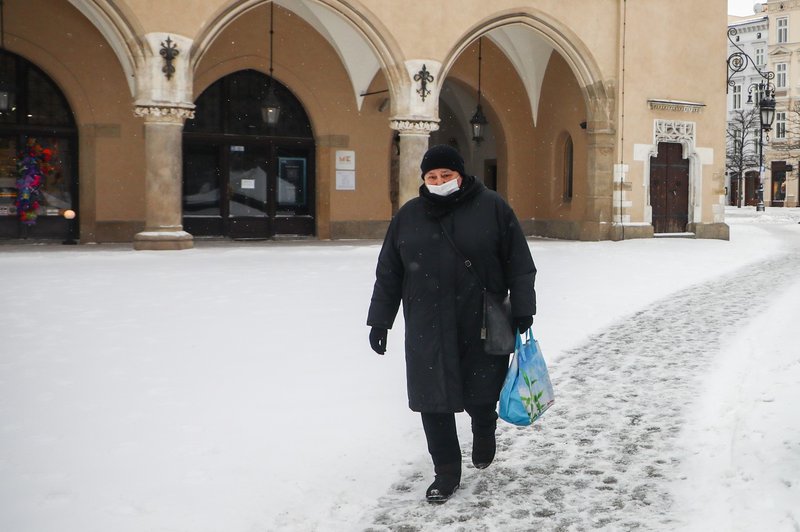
[0, 0, 728, 248]
[763, 0, 800, 207]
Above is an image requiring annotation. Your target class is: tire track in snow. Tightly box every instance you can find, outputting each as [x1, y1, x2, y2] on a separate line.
[359, 244, 800, 532]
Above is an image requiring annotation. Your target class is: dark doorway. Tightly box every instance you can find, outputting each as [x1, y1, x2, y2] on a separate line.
[183, 70, 315, 239]
[484, 159, 498, 191]
[730, 171, 760, 207]
[650, 142, 689, 233]
[745, 171, 759, 206]
[771, 160, 788, 207]
[0, 50, 78, 241]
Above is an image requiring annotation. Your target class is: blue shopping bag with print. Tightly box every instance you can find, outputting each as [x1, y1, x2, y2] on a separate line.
[498, 329, 555, 426]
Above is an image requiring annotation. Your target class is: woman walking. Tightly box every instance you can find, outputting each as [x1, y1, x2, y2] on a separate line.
[367, 144, 536, 503]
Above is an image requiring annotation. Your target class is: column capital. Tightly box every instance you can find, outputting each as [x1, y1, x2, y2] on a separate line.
[134, 104, 196, 124]
[390, 118, 440, 135]
[134, 33, 195, 122]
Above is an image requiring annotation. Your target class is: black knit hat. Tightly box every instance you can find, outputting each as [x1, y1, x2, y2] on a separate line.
[420, 144, 466, 178]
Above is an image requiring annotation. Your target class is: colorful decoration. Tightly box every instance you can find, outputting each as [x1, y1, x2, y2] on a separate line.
[15, 138, 55, 225]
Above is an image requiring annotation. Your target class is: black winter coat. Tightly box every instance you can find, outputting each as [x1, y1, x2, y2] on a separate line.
[367, 176, 536, 413]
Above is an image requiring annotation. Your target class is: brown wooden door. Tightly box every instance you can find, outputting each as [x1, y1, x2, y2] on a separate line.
[745, 171, 759, 206]
[650, 142, 689, 233]
[729, 173, 739, 206]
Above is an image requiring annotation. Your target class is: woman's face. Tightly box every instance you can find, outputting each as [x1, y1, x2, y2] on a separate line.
[423, 168, 462, 187]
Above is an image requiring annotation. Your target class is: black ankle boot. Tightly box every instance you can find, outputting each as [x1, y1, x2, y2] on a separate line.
[471, 410, 497, 469]
[472, 433, 496, 469]
[426, 463, 461, 504]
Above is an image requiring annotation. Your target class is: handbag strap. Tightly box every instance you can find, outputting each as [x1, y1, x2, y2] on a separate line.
[438, 220, 486, 290]
[440, 220, 491, 339]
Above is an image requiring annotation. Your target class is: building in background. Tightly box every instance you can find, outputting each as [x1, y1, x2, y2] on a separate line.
[0, 1, 728, 248]
[764, 0, 800, 207]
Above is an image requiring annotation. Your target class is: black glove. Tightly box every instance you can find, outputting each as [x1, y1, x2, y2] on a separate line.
[369, 327, 388, 354]
[513, 316, 533, 334]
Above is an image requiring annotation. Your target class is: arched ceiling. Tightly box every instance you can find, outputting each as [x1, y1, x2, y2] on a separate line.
[486, 25, 553, 126]
[276, 0, 381, 111]
[67, 0, 145, 96]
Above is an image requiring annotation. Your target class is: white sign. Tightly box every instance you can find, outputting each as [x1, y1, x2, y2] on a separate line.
[335, 150, 355, 170]
[241, 179, 255, 190]
[336, 170, 355, 190]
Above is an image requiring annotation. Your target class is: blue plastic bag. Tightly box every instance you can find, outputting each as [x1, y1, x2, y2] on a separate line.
[498, 329, 555, 426]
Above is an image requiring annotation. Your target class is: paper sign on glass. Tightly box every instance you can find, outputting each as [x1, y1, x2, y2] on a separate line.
[336, 170, 355, 190]
[241, 179, 255, 189]
[335, 150, 355, 170]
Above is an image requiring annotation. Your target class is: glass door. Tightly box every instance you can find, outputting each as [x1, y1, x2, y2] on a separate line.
[228, 144, 271, 238]
[272, 143, 314, 236]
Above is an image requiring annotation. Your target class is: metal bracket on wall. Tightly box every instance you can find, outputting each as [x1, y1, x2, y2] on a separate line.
[160, 36, 179, 81]
[414, 64, 434, 102]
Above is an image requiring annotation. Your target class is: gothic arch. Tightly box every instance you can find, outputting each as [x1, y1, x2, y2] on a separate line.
[191, 0, 407, 111]
[440, 8, 613, 130]
[66, 0, 147, 96]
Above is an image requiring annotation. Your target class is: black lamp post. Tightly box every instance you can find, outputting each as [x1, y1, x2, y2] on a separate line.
[727, 27, 776, 212]
[752, 85, 776, 211]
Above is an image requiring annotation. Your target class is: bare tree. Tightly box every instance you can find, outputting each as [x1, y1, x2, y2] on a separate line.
[767, 100, 800, 170]
[726, 107, 760, 207]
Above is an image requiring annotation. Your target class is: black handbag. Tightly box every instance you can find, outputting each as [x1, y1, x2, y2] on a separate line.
[439, 222, 515, 355]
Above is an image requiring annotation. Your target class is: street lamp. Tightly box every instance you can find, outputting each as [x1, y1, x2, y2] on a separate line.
[727, 27, 776, 212]
[747, 81, 776, 212]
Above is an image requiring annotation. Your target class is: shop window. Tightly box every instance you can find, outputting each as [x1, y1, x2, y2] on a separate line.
[0, 50, 77, 238]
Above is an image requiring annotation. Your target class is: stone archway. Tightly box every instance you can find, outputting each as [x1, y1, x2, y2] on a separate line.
[191, 0, 407, 113]
[66, 0, 146, 97]
[438, 10, 615, 240]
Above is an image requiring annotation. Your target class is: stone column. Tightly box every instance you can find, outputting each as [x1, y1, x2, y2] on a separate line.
[579, 81, 617, 240]
[390, 119, 439, 206]
[388, 60, 442, 208]
[133, 105, 195, 250]
[582, 129, 616, 240]
[133, 32, 195, 250]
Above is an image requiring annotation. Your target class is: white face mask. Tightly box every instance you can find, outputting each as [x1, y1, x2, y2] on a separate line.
[426, 178, 460, 196]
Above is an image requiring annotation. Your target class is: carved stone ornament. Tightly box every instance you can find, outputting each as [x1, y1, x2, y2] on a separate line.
[134, 105, 196, 123]
[390, 119, 440, 134]
[648, 99, 705, 113]
[653, 119, 695, 158]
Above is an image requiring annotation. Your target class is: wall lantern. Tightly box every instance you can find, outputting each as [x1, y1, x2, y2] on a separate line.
[260, 2, 281, 126]
[469, 37, 488, 143]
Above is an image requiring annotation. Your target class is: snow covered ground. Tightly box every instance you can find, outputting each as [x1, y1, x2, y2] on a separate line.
[1, 206, 798, 531]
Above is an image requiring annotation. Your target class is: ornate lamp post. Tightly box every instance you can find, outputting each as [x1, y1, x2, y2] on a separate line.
[727, 27, 776, 212]
[749, 83, 776, 211]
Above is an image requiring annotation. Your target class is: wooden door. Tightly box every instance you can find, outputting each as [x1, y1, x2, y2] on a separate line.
[729, 174, 739, 206]
[745, 171, 759, 206]
[650, 142, 689, 233]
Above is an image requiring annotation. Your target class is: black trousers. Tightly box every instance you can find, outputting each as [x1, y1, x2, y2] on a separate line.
[421, 404, 498, 466]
